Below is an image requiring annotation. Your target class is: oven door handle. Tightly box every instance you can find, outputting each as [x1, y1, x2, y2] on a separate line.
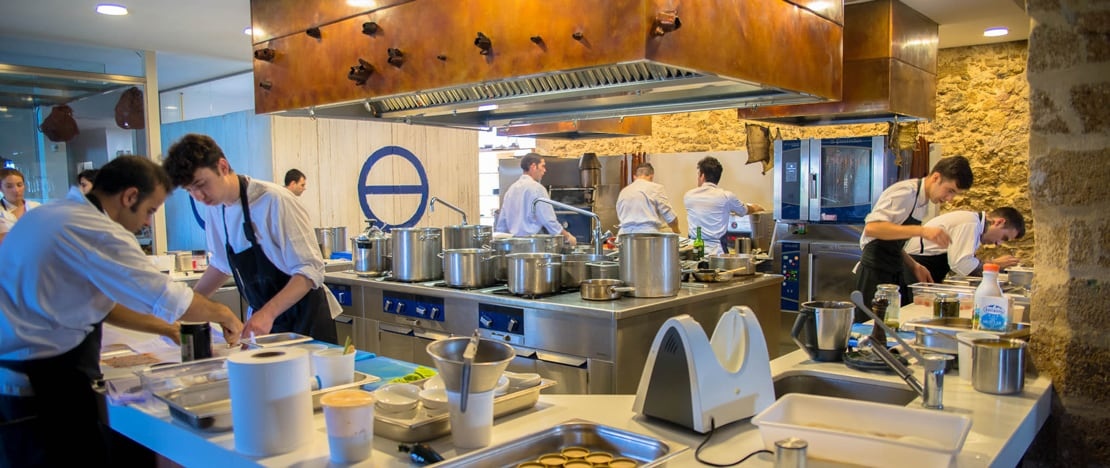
[414, 329, 448, 341]
[536, 351, 587, 367]
[807, 252, 816, 302]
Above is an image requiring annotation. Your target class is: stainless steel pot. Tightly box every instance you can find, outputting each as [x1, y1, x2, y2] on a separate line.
[1006, 267, 1034, 290]
[706, 253, 760, 275]
[618, 233, 681, 297]
[587, 261, 620, 280]
[561, 253, 607, 288]
[579, 279, 635, 301]
[315, 227, 346, 259]
[391, 227, 443, 282]
[443, 225, 493, 250]
[505, 253, 562, 296]
[490, 237, 547, 281]
[523, 234, 565, 254]
[970, 338, 1026, 395]
[352, 233, 390, 277]
[440, 248, 496, 288]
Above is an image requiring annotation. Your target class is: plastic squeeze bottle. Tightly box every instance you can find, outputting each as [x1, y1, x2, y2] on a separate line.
[973, 263, 1010, 331]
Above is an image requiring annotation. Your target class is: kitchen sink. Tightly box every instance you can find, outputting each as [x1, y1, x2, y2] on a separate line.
[773, 372, 919, 406]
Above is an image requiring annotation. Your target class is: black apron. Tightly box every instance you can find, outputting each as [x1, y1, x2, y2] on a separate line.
[0, 322, 108, 467]
[854, 179, 924, 322]
[223, 176, 337, 343]
[909, 211, 983, 285]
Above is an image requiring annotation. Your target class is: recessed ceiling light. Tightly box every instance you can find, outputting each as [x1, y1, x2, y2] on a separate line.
[243, 27, 253, 36]
[164, 106, 178, 110]
[984, 27, 1009, 37]
[96, 4, 128, 15]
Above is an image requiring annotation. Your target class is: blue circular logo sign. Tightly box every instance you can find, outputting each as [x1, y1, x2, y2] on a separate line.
[358, 145, 429, 230]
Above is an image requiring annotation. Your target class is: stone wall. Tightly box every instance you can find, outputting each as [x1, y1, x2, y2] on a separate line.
[537, 42, 1034, 261]
[1023, 0, 1110, 465]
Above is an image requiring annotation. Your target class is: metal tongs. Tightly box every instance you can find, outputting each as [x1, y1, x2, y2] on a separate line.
[459, 331, 480, 413]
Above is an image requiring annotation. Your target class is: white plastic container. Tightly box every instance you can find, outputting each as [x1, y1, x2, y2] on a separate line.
[974, 263, 1010, 331]
[752, 394, 972, 467]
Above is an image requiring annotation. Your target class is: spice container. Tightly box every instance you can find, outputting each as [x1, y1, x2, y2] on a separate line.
[876, 284, 901, 324]
[933, 293, 960, 318]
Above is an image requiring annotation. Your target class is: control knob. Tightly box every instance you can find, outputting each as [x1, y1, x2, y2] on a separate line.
[383, 300, 393, 313]
[507, 318, 519, 333]
[479, 315, 493, 327]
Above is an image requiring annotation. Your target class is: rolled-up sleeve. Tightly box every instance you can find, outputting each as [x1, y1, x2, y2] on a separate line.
[529, 185, 563, 235]
[266, 191, 326, 288]
[653, 185, 678, 223]
[83, 230, 195, 323]
[727, 192, 749, 217]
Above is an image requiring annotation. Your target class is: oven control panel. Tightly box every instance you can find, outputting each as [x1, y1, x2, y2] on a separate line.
[779, 241, 801, 311]
[477, 303, 524, 346]
[382, 292, 445, 322]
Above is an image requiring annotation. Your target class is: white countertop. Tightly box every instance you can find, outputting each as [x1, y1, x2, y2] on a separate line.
[107, 349, 1051, 467]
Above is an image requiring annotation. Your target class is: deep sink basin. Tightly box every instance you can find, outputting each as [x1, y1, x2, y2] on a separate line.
[773, 372, 919, 406]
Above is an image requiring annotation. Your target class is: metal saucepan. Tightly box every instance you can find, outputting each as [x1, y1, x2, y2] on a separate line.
[705, 253, 764, 275]
[579, 279, 636, 301]
[691, 267, 749, 282]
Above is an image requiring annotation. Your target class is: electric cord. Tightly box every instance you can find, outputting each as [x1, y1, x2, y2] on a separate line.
[694, 417, 774, 467]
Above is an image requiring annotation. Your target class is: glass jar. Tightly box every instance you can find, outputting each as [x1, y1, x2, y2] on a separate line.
[876, 284, 901, 323]
[934, 292, 960, 318]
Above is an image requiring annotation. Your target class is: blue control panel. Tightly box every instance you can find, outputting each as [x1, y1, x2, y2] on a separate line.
[478, 303, 524, 345]
[780, 242, 801, 311]
[382, 292, 445, 322]
[326, 283, 353, 307]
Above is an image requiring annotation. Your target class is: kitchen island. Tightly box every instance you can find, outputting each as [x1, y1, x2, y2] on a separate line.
[325, 271, 783, 393]
[108, 349, 1051, 467]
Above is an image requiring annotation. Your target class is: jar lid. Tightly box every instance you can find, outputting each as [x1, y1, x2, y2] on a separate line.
[935, 292, 952, 299]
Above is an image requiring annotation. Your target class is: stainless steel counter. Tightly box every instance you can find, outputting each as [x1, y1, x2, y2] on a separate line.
[324, 272, 783, 394]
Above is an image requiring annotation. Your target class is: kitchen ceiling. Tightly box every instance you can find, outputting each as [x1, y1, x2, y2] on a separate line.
[0, 0, 1029, 104]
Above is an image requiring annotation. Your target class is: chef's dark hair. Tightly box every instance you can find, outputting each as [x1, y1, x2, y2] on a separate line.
[520, 153, 543, 172]
[0, 168, 24, 182]
[94, 156, 173, 208]
[989, 207, 1026, 239]
[697, 157, 723, 184]
[931, 156, 973, 189]
[284, 168, 306, 185]
[634, 163, 655, 177]
[76, 168, 99, 185]
[164, 133, 231, 187]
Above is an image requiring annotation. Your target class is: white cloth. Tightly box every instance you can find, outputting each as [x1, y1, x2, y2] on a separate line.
[199, 177, 341, 318]
[859, 178, 928, 249]
[683, 182, 749, 255]
[0, 198, 41, 235]
[616, 179, 677, 235]
[494, 174, 563, 236]
[904, 210, 985, 276]
[0, 187, 194, 360]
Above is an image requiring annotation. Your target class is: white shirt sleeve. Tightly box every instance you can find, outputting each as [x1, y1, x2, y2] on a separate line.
[947, 220, 983, 276]
[653, 184, 677, 223]
[261, 188, 327, 288]
[529, 183, 563, 235]
[79, 228, 195, 324]
[726, 191, 749, 217]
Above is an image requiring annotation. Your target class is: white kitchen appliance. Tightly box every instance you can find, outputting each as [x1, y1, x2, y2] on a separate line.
[632, 306, 774, 433]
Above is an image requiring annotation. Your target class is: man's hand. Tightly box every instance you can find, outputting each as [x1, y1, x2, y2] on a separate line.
[912, 261, 935, 283]
[992, 255, 1021, 269]
[216, 312, 243, 347]
[921, 226, 951, 248]
[241, 310, 275, 341]
[563, 230, 578, 246]
[162, 322, 183, 345]
[747, 203, 765, 213]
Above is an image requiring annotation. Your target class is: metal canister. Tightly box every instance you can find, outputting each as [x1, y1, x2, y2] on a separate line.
[934, 292, 960, 318]
[774, 437, 807, 468]
[180, 322, 212, 362]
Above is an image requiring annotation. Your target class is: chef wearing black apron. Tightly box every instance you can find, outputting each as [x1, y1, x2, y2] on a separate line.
[908, 212, 984, 284]
[224, 176, 337, 343]
[854, 179, 925, 323]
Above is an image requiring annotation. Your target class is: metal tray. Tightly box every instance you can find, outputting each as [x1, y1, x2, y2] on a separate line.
[249, 332, 312, 348]
[155, 371, 380, 432]
[374, 379, 556, 443]
[903, 317, 1031, 354]
[434, 419, 688, 467]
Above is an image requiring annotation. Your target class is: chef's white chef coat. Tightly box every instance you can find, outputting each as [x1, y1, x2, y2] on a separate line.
[199, 176, 341, 318]
[904, 210, 985, 276]
[0, 198, 41, 235]
[616, 178, 677, 235]
[0, 187, 193, 360]
[494, 174, 563, 236]
[859, 178, 929, 249]
[683, 182, 749, 255]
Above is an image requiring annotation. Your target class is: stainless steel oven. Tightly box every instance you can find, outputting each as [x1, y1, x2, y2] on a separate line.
[774, 223, 863, 312]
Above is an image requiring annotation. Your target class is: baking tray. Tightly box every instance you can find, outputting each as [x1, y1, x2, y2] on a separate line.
[374, 379, 556, 443]
[433, 419, 688, 467]
[903, 317, 1031, 354]
[155, 371, 380, 432]
[248, 332, 312, 348]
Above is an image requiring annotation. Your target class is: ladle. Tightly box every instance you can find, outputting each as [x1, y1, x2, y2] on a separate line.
[459, 331, 479, 412]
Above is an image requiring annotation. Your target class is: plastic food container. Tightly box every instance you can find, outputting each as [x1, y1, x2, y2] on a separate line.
[752, 394, 971, 467]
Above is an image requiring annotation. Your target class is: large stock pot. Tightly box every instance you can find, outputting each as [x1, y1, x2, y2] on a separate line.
[617, 233, 681, 297]
[440, 248, 497, 288]
[505, 253, 562, 296]
[352, 231, 390, 277]
[443, 225, 493, 250]
[391, 227, 443, 282]
[490, 237, 547, 281]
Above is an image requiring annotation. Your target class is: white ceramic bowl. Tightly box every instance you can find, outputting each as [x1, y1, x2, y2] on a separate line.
[423, 375, 444, 391]
[418, 388, 448, 415]
[374, 383, 420, 414]
[494, 375, 510, 396]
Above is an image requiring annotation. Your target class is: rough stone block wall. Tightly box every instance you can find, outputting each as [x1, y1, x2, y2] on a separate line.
[537, 42, 1034, 262]
[1023, 0, 1110, 465]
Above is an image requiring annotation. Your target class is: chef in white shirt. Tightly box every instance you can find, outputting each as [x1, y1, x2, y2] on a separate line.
[0, 168, 42, 246]
[494, 153, 577, 245]
[683, 156, 764, 255]
[164, 134, 341, 343]
[616, 163, 680, 235]
[904, 207, 1025, 282]
[0, 156, 242, 466]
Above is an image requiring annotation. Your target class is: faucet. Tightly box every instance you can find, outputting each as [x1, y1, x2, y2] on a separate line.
[850, 291, 950, 410]
[532, 197, 603, 256]
[429, 197, 467, 225]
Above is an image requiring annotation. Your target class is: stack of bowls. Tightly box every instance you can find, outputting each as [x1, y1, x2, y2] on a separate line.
[373, 383, 420, 419]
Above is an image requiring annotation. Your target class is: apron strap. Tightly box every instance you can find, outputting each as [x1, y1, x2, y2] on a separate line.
[222, 175, 261, 251]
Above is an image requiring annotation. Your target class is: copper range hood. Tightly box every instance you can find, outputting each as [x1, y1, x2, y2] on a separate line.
[250, 0, 844, 130]
[495, 116, 652, 140]
[737, 0, 938, 126]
